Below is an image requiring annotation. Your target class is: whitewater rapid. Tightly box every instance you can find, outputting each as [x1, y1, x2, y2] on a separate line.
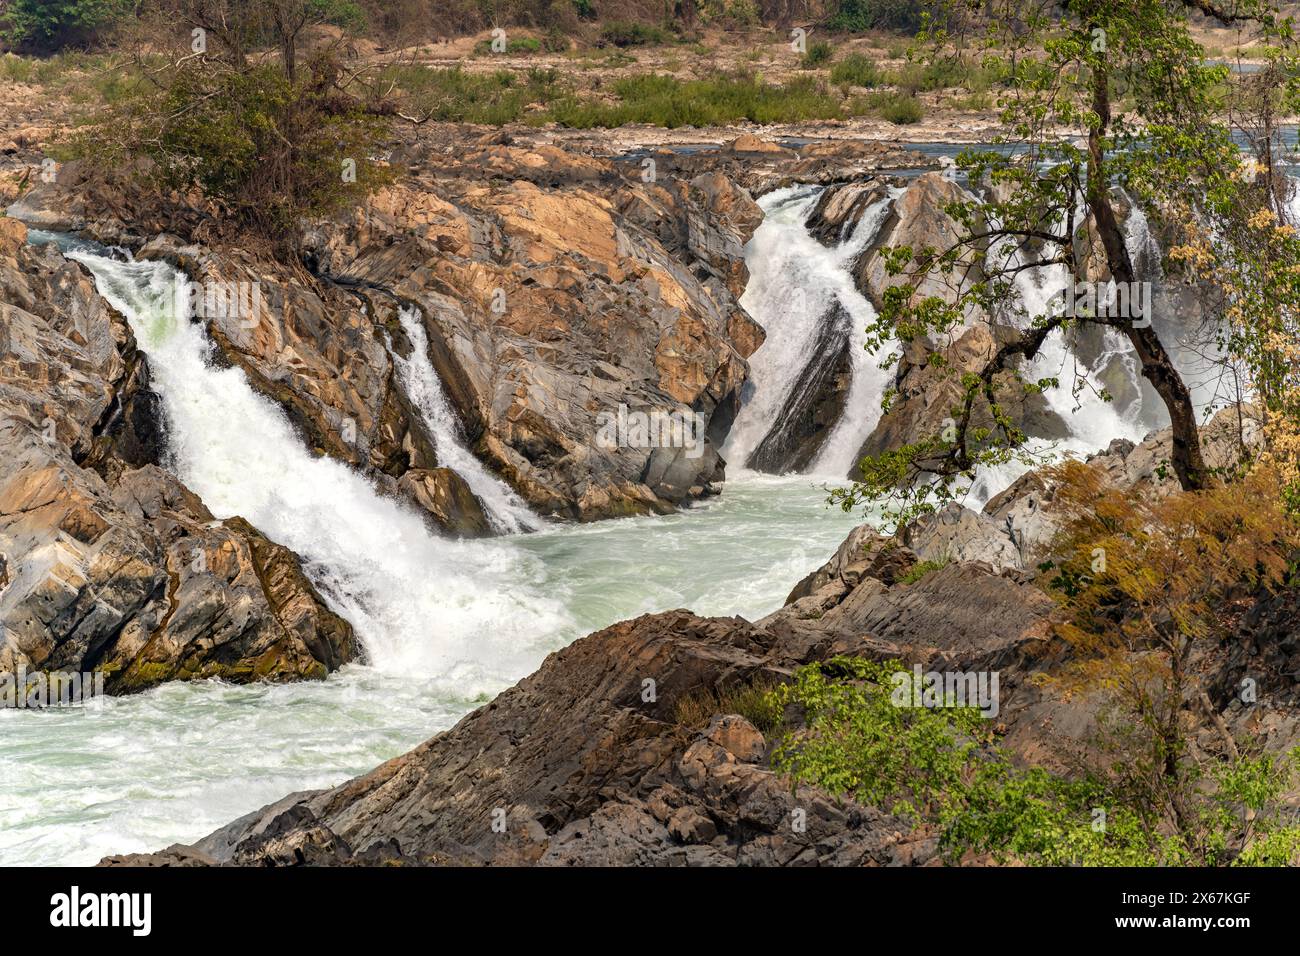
[723, 185, 897, 477]
[390, 305, 539, 534]
[1, 234, 866, 867]
[60, 239, 568, 686]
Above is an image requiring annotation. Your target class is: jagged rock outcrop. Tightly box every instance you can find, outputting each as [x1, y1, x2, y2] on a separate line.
[747, 303, 852, 473]
[898, 405, 1263, 573]
[108, 538, 1061, 866]
[295, 140, 763, 521]
[0, 220, 356, 691]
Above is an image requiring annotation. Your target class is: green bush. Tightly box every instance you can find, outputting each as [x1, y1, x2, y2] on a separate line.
[1, 0, 132, 53]
[854, 90, 924, 124]
[829, 52, 880, 87]
[890, 57, 986, 93]
[800, 40, 834, 69]
[475, 35, 543, 55]
[828, 0, 935, 32]
[768, 657, 1300, 866]
[78, 59, 390, 241]
[771, 658, 992, 820]
[599, 20, 673, 48]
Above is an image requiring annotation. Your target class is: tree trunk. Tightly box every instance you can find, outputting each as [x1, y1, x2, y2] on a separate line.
[1087, 54, 1208, 490]
[282, 36, 296, 83]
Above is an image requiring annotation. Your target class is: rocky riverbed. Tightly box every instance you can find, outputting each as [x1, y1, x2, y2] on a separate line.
[2, 121, 1297, 866]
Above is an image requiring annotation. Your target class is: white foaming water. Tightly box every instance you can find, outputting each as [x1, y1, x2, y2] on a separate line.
[2, 234, 865, 867]
[391, 305, 539, 534]
[64, 244, 570, 684]
[962, 202, 1164, 503]
[0, 473, 859, 866]
[809, 198, 898, 476]
[723, 186, 896, 476]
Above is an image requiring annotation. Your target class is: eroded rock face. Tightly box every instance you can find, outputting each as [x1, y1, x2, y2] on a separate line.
[747, 303, 852, 473]
[0, 222, 355, 692]
[294, 142, 762, 521]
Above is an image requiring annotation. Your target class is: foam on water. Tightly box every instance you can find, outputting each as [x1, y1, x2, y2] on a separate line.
[2, 235, 864, 866]
[63, 245, 569, 685]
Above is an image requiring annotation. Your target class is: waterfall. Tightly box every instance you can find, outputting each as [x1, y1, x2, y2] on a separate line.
[809, 198, 898, 476]
[390, 306, 539, 534]
[723, 185, 895, 476]
[58, 238, 570, 688]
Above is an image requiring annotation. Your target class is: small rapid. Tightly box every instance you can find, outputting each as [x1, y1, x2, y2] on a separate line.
[390, 305, 539, 534]
[723, 186, 896, 477]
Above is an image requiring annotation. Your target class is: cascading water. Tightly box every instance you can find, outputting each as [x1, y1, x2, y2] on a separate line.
[59, 238, 569, 684]
[723, 185, 896, 477]
[390, 306, 539, 534]
[1, 232, 865, 866]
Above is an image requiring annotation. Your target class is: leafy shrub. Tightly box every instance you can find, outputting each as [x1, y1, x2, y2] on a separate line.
[854, 90, 924, 124]
[828, 0, 935, 32]
[800, 40, 834, 69]
[542, 27, 570, 53]
[78, 58, 390, 242]
[829, 52, 880, 87]
[768, 656, 1300, 865]
[890, 57, 987, 93]
[599, 20, 672, 48]
[770, 657, 993, 820]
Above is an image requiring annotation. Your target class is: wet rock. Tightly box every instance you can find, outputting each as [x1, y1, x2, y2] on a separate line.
[397, 468, 492, 538]
[805, 180, 892, 246]
[0, 234, 355, 692]
[147, 608, 938, 867]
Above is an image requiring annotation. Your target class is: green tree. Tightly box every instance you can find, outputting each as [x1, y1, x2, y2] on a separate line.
[833, 0, 1298, 530]
[74, 0, 392, 245]
[769, 656, 1300, 865]
[2, 0, 133, 51]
